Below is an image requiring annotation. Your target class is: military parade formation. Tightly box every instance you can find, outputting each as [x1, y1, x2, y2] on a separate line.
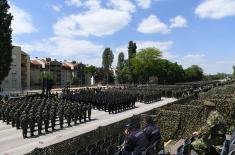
[0, 95, 92, 138]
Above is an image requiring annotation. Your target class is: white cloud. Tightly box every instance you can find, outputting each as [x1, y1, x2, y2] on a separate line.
[52, 5, 62, 12]
[16, 37, 104, 66]
[109, 0, 136, 13]
[195, 0, 235, 19]
[84, 0, 101, 11]
[135, 0, 152, 9]
[53, 8, 131, 37]
[9, 4, 37, 35]
[170, 15, 188, 28]
[178, 54, 206, 68]
[137, 15, 170, 34]
[65, 0, 82, 7]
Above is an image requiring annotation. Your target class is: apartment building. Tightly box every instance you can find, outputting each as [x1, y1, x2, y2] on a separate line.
[1, 46, 30, 91]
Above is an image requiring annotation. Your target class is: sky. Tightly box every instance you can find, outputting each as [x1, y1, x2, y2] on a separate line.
[9, 0, 235, 74]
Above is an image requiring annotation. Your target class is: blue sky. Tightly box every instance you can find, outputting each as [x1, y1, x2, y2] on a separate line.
[9, 0, 235, 74]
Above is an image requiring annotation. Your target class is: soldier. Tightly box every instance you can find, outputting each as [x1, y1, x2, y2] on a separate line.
[29, 112, 35, 136]
[20, 112, 28, 138]
[10, 108, 16, 127]
[14, 110, 21, 129]
[50, 109, 56, 131]
[58, 107, 64, 128]
[78, 105, 83, 123]
[36, 112, 42, 135]
[192, 100, 227, 155]
[87, 103, 92, 120]
[65, 105, 72, 127]
[82, 104, 87, 122]
[73, 104, 79, 124]
[43, 109, 49, 133]
[5, 106, 10, 124]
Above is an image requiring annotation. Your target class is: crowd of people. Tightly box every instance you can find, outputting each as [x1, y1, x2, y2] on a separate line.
[62, 88, 136, 114]
[0, 95, 92, 138]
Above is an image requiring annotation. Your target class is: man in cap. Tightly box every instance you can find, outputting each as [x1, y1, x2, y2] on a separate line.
[122, 119, 149, 155]
[142, 115, 161, 146]
[191, 100, 227, 155]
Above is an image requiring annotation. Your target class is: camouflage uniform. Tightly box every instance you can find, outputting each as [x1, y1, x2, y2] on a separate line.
[20, 113, 28, 138]
[192, 110, 226, 155]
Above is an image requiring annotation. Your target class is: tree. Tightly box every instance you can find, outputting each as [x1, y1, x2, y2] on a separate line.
[102, 48, 114, 84]
[131, 47, 162, 83]
[185, 65, 204, 82]
[233, 65, 235, 77]
[128, 41, 137, 61]
[117, 52, 125, 70]
[85, 65, 97, 76]
[0, 0, 13, 84]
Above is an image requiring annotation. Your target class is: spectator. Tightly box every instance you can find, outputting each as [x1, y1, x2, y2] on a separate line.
[122, 119, 149, 155]
[143, 115, 161, 145]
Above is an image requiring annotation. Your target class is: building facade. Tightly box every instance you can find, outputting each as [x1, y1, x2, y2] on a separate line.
[1, 46, 30, 91]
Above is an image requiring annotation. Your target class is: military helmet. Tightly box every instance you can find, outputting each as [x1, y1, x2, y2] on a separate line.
[203, 100, 215, 107]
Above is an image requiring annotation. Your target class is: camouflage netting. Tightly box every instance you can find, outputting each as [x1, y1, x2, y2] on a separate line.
[154, 109, 181, 141]
[198, 83, 235, 134]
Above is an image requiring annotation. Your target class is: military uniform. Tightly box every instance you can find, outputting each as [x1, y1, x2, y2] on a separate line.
[14, 110, 21, 129]
[20, 113, 28, 138]
[29, 113, 35, 136]
[58, 108, 64, 128]
[192, 101, 226, 155]
[43, 110, 49, 133]
[87, 104, 92, 120]
[36, 112, 42, 135]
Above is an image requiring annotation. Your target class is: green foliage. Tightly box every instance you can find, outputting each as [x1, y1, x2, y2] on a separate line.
[185, 65, 204, 82]
[131, 47, 162, 83]
[71, 77, 79, 85]
[117, 66, 129, 84]
[0, 0, 13, 84]
[117, 52, 125, 70]
[204, 73, 229, 80]
[102, 48, 114, 84]
[233, 65, 235, 77]
[85, 65, 97, 76]
[102, 48, 113, 70]
[128, 40, 137, 61]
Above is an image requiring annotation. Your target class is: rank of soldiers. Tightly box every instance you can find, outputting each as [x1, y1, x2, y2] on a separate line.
[62, 88, 136, 114]
[0, 95, 92, 138]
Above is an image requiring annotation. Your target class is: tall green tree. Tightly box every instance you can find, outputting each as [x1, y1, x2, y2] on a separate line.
[128, 41, 137, 61]
[0, 0, 13, 84]
[233, 65, 235, 77]
[117, 52, 125, 70]
[102, 48, 114, 84]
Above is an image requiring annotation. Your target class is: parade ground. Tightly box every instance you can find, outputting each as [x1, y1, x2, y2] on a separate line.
[0, 97, 176, 155]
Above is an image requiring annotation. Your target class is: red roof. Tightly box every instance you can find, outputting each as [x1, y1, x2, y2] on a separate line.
[62, 63, 71, 69]
[30, 60, 41, 65]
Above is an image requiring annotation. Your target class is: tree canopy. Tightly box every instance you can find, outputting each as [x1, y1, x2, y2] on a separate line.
[185, 65, 204, 82]
[0, 0, 13, 84]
